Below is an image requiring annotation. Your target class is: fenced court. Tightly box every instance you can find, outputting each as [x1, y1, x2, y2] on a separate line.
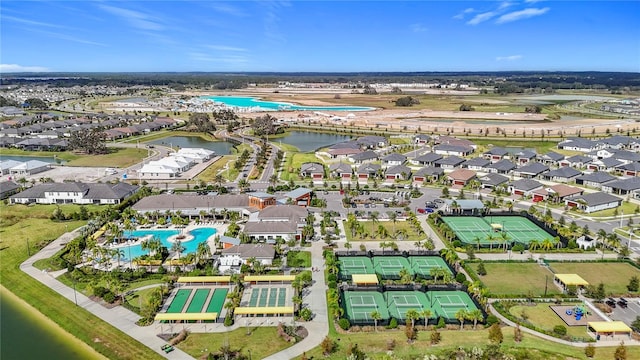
[442, 216, 555, 247]
[385, 291, 431, 321]
[427, 291, 478, 321]
[186, 289, 210, 313]
[410, 256, 452, 279]
[338, 256, 375, 280]
[342, 291, 389, 324]
[167, 289, 192, 313]
[372, 256, 411, 279]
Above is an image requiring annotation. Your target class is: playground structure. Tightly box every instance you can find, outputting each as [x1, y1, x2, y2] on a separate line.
[565, 305, 586, 321]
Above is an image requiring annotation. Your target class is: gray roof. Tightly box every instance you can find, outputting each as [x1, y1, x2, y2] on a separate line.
[479, 173, 509, 186]
[434, 144, 473, 153]
[576, 171, 616, 184]
[132, 194, 251, 212]
[10, 182, 138, 201]
[597, 135, 638, 146]
[618, 162, 640, 172]
[0, 160, 22, 170]
[413, 152, 442, 163]
[611, 149, 640, 162]
[516, 162, 549, 175]
[257, 205, 308, 222]
[349, 150, 378, 161]
[515, 150, 537, 159]
[219, 236, 241, 246]
[414, 166, 444, 177]
[444, 199, 484, 210]
[385, 165, 411, 176]
[329, 162, 352, 174]
[510, 178, 543, 191]
[329, 141, 360, 150]
[243, 221, 298, 235]
[434, 155, 465, 166]
[558, 137, 596, 150]
[284, 187, 313, 199]
[381, 153, 407, 162]
[300, 162, 324, 173]
[565, 155, 593, 164]
[545, 167, 581, 179]
[598, 157, 623, 167]
[487, 159, 517, 172]
[539, 151, 565, 162]
[462, 157, 490, 168]
[0, 181, 20, 193]
[357, 163, 381, 174]
[571, 192, 622, 206]
[415, 134, 430, 141]
[604, 177, 640, 191]
[220, 244, 275, 259]
[357, 135, 387, 146]
[483, 147, 508, 156]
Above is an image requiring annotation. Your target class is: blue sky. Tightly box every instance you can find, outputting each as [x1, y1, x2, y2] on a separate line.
[1, 1, 638, 73]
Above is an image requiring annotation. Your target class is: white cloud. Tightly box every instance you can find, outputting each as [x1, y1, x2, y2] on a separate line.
[467, 11, 498, 25]
[453, 7, 474, 20]
[207, 3, 248, 17]
[24, 28, 107, 46]
[411, 23, 427, 33]
[98, 4, 163, 31]
[496, 55, 523, 61]
[525, 0, 545, 3]
[206, 45, 248, 52]
[2, 15, 68, 29]
[0, 64, 50, 72]
[496, 7, 550, 24]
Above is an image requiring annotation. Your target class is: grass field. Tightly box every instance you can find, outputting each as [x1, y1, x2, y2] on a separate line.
[548, 262, 640, 295]
[508, 302, 590, 339]
[473, 262, 560, 297]
[280, 153, 322, 181]
[344, 220, 423, 242]
[287, 250, 311, 268]
[0, 203, 163, 360]
[177, 327, 292, 359]
[573, 200, 637, 218]
[66, 148, 148, 167]
[196, 155, 238, 182]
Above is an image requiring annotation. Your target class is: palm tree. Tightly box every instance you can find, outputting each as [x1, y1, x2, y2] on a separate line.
[405, 309, 420, 328]
[370, 310, 382, 332]
[369, 211, 379, 234]
[344, 241, 352, 252]
[499, 231, 511, 251]
[379, 241, 389, 254]
[171, 239, 186, 262]
[214, 173, 225, 187]
[473, 235, 482, 250]
[196, 241, 211, 267]
[528, 239, 540, 252]
[486, 233, 496, 251]
[468, 309, 483, 330]
[455, 309, 468, 330]
[399, 268, 412, 284]
[376, 224, 389, 239]
[597, 228, 608, 258]
[541, 238, 554, 252]
[113, 248, 124, 268]
[269, 174, 278, 187]
[395, 228, 409, 241]
[238, 179, 250, 192]
[421, 308, 433, 327]
[387, 211, 398, 233]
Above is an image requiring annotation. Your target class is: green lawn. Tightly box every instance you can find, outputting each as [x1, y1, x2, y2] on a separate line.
[280, 153, 323, 181]
[0, 148, 79, 162]
[65, 148, 148, 167]
[177, 327, 293, 359]
[344, 220, 424, 242]
[508, 302, 590, 339]
[473, 262, 560, 297]
[573, 201, 638, 218]
[287, 250, 311, 268]
[196, 155, 238, 182]
[0, 203, 163, 360]
[548, 262, 640, 295]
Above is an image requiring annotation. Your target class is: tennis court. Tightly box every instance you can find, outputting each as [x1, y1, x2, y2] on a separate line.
[385, 291, 431, 321]
[372, 256, 411, 279]
[186, 289, 210, 313]
[426, 291, 478, 320]
[167, 289, 192, 313]
[338, 256, 375, 280]
[410, 256, 452, 279]
[205, 288, 228, 314]
[442, 216, 556, 247]
[342, 291, 389, 324]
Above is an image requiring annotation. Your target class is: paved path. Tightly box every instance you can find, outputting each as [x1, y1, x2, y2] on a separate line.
[20, 229, 194, 360]
[264, 241, 329, 360]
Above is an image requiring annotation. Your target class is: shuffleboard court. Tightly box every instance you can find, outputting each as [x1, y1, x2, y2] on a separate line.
[258, 288, 268, 307]
[342, 291, 389, 323]
[268, 288, 278, 307]
[373, 256, 411, 278]
[186, 289, 210, 313]
[249, 287, 260, 307]
[167, 289, 192, 313]
[338, 256, 375, 280]
[426, 291, 478, 320]
[278, 288, 286, 307]
[206, 288, 228, 314]
[410, 256, 452, 279]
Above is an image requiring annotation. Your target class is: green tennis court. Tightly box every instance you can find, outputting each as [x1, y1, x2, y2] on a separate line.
[426, 291, 479, 320]
[186, 289, 210, 313]
[342, 291, 389, 324]
[167, 289, 192, 313]
[442, 216, 556, 247]
[410, 256, 452, 279]
[206, 288, 228, 314]
[277, 288, 286, 306]
[384, 291, 431, 321]
[338, 256, 375, 280]
[372, 256, 411, 279]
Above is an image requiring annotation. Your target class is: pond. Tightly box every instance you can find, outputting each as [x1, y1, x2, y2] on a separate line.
[149, 136, 235, 155]
[278, 131, 352, 152]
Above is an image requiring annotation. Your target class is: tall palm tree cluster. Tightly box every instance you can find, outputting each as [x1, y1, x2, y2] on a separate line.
[344, 211, 425, 242]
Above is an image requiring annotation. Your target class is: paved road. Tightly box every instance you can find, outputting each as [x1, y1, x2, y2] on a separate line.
[20, 229, 193, 360]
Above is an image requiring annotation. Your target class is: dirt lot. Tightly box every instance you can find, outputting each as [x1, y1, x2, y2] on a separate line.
[11, 166, 113, 183]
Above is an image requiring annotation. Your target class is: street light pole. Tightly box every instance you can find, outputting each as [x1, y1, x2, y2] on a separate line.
[73, 279, 78, 306]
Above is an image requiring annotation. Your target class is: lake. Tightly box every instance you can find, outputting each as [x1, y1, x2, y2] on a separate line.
[0, 155, 65, 164]
[278, 131, 352, 152]
[0, 289, 93, 360]
[149, 136, 235, 155]
[202, 96, 375, 111]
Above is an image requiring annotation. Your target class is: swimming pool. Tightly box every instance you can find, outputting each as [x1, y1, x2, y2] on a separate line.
[202, 96, 375, 112]
[118, 227, 217, 260]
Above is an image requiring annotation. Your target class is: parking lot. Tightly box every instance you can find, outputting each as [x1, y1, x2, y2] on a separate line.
[608, 297, 640, 326]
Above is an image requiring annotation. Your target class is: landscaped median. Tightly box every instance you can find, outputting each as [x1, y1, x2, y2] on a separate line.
[0, 204, 163, 360]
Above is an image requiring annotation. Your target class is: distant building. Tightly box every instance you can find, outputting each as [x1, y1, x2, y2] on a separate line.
[10, 182, 139, 205]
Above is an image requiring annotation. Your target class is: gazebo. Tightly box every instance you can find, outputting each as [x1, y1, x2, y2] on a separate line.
[588, 321, 632, 340]
[554, 274, 589, 292]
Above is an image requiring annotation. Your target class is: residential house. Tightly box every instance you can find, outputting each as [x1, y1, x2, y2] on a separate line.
[8, 160, 50, 176]
[433, 144, 474, 156]
[412, 166, 444, 185]
[565, 192, 622, 213]
[557, 137, 597, 152]
[597, 135, 640, 150]
[447, 168, 476, 186]
[514, 163, 549, 178]
[611, 149, 640, 163]
[410, 153, 442, 167]
[559, 155, 592, 168]
[384, 165, 412, 183]
[538, 151, 565, 166]
[462, 157, 491, 171]
[329, 163, 353, 184]
[0, 160, 22, 175]
[483, 147, 509, 162]
[381, 153, 407, 168]
[356, 135, 388, 149]
[509, 179, 543, 197]
[356, 163, 381, 184]
[0, 181, 20, 200]
[436, 136, 477, 150]
[434, 155, 465, 169]
[602, 177, 640, 196]
[300, 162, 325, 183]
[348, 150, 379, 164]
[617, 162, 640, 177]
[542, 167, 582, 183]
[479, 173, 509, 190]
[486, 159, 517, 174]
[10, 182, 139, 205]
[514, 150, 537, 165]
[575, 171, 617, 189]
[414, 134, 431, 145]
[219, 244, 275, 274]
[587, 158, 623, 172]
[532, 184, 584, 203]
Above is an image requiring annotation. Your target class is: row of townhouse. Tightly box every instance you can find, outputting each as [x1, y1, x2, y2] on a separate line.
[557, 136, 640, 153]
[137, 148, 215, 179]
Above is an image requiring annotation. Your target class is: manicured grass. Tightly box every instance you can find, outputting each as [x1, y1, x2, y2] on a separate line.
[0, 203, 163, 360]
[473, 262, 560, 297]
[0, 148, 80, 162]
[177, 327, 292, 359]
[287, 250, 312, 268]
[343, 220, 424, 242]
[281, 153, 323, 181]
[470, 139, 562, 155]
[65, 147, 148, 168]
[548, 262, 640, 295]
[277, 142, 300, 153]
[196, 155, 238, 182]
[509, 303, 590, 339]
[574, 201, 639, 218]
[122, 130, 216, 144]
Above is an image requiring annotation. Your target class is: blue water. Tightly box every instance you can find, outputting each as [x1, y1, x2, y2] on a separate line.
[279, 131, 352, 152]
[202, 96, 375, 112]
[118, 227, 216, 260]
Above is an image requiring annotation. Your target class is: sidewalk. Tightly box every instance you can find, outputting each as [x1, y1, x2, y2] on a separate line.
[20, 229, 194, 360]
